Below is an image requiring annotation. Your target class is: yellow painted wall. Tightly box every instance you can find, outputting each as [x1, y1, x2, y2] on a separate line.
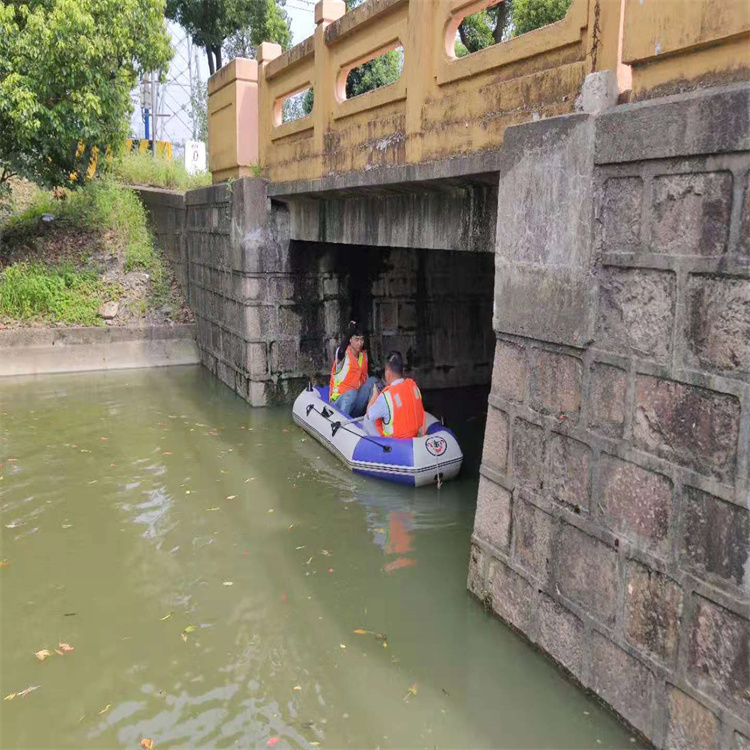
[208, 0, 749, 183]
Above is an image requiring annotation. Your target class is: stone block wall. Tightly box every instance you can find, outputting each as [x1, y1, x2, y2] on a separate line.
[470, 84, 750, 749]
[182, 180, 495, 405]
[134, 187, 189, 295]
[284, 241, 495, 391]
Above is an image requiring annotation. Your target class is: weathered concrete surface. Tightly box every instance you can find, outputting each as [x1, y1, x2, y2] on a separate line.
[0, 325, 199, 376]
[133, 186, 189, 296]
[185, 177, 495, 405]
[493, 114, 597, 348]
[280, 185, 497, 252]
[471, 83, 750, 750]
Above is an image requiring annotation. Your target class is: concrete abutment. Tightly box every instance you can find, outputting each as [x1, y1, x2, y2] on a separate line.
[135, 81, 750, 750]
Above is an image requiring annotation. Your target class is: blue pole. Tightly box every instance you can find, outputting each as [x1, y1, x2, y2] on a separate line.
[144, 108, 150, 141]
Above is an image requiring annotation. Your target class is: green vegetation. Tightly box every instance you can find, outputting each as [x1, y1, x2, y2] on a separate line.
[0, 0, 171, 190]
[166, 0, 291, 75]
[110, 152, 212, 192]
[0, 262, 117, 326]
[456, 0, 573, 56]
[1, 179, 187, 327]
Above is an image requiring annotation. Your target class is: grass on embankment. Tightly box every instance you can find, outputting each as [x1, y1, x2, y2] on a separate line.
[0, 179, 191, 328]
[110, 151, 212, 192]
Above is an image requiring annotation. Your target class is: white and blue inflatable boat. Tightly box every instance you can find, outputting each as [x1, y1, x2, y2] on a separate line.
[292, 384, 463, 487]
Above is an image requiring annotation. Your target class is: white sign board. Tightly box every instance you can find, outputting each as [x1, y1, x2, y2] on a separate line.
[184, 140, 206, 175]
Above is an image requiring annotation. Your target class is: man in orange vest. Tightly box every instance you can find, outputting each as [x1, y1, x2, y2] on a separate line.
[329, 321, 378, 417]
[363, 351, 425, 439]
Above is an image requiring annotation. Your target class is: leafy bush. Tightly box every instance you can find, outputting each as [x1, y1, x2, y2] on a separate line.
[110, 152, 211, 192]
[0, 262, 115, 325]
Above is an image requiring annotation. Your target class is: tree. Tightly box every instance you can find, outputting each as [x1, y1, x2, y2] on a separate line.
[165, 0, 292, 76]
[189, 77, 209, 142]
[298, 0, 402, 117]
[456, 0, 572, 56]
[0, 0, 172, 190]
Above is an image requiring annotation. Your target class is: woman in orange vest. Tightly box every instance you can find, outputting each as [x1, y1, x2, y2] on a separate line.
[330, 321, 379, 417]
[363, 351, 425, 439]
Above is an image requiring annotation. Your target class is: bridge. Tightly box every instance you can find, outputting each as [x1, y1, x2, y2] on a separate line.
[150, 1, 750, 746]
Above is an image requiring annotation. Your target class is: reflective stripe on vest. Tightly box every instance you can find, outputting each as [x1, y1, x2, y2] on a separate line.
[376, 379, 425, 439]
[330, 347, 367, 401]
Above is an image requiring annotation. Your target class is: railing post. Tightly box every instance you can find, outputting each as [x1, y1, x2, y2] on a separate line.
[207, 58, 259, 184]
[256, 42, 283, 177]
[405, 0, 432, 164]
[313, 0, 346, 172]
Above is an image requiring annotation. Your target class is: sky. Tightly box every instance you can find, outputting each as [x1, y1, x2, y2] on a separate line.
[129, 2, 316, 150]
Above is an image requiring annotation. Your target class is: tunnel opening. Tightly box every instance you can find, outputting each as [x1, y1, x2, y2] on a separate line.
[287, 240, 495, 474]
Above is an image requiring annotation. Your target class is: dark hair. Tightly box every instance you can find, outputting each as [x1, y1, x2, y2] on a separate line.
[347, 320, 365, 338]
[384, 350, 404, 377]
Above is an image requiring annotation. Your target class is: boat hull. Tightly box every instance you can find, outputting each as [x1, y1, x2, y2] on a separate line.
[292, 386, 463, 487]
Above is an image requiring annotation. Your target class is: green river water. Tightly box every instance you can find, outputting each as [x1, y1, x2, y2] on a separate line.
[0, 366, 644, 749]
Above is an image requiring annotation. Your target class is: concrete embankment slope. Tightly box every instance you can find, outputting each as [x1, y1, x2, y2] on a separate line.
[0, 324, 199, 377]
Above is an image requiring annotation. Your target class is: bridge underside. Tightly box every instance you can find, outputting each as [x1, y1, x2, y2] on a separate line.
[184, 84, 750, 749]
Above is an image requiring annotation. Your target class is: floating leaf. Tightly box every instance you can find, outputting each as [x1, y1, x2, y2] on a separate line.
[0, 560, 8, 567]
[293, 685, 301, 692]
[99, 703, 111, 715]
[225, 495, 236, 500]
[4, 693, 16, 701]
[183, 625, 197, 633]
[180, 633, 188, 643]
[141, 739, 154, 750]
[34, 650, 51, 661]
[159, 613, 172, 621]
[352, 629, 370, 635]
[403, 683, 418, 702]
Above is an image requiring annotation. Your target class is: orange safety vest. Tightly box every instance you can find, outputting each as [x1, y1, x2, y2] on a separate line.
[376, 378, 426, 439]
[329, 346, 368, 402]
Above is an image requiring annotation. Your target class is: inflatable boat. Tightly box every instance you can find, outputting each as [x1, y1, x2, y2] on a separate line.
[292, 384, 463, 487]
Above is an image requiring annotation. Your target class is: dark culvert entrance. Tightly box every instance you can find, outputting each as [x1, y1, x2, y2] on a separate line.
[288, 240, 495, 475]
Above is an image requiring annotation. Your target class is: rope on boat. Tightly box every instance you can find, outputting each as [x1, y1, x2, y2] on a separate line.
[306, 404, 392, 453]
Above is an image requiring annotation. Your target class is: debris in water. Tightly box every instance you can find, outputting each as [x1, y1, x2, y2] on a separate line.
[58, 642, 74, 653]
[159, 613, 173, 621]
[4, 685, 40, 700]
[141, 740, 154, 750]
[293, 685, 301, 692]
[99, 703, 111, 715]
[403, 683, 418, 702]
[225, 495, 236, 500]
[4, 521, 23, 529]
[34, 650, 51, 661]
[267, 738, 280, 747]
[222, 581, 233, 586]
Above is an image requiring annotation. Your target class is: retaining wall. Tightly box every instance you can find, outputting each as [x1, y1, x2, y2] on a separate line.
[0, 325, 199, 377]
[133, 186, 189, 296]
[469, 83, 750, 749]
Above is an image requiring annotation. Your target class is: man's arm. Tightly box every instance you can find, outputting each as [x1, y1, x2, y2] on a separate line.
[365, 391, 389, 425]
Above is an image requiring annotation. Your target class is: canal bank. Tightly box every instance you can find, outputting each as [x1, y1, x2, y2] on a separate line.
[0, 324, 199, 377]
[0, 365, 644, 749]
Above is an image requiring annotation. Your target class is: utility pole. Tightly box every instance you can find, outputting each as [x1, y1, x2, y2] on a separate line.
[151, 70, 157, 159]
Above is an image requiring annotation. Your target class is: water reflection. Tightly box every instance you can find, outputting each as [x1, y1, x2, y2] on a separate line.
[0, 367, 643, 749]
